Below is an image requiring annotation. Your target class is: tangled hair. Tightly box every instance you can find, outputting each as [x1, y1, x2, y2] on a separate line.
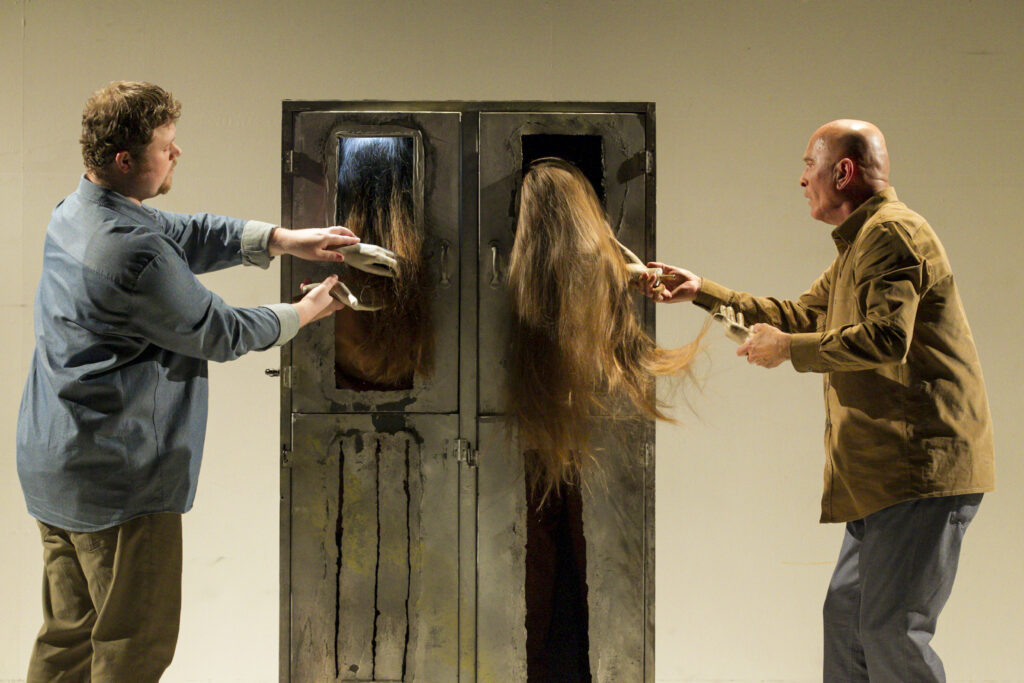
[507, 158, 702, 497]
[80, 81, 181, 171]
[333, 137, 434, 387]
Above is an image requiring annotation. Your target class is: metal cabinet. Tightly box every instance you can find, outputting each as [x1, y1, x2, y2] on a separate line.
[280, 102, 656, 682]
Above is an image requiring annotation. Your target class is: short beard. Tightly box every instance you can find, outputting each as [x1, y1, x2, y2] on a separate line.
[157, 162, 176, 196]
[157, 171, 173, 196]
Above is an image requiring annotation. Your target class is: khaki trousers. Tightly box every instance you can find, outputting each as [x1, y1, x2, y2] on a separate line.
[27, 513, 183, 683]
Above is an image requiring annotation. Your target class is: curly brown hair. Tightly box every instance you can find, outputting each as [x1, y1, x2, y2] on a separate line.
[80, 81, 181, 172]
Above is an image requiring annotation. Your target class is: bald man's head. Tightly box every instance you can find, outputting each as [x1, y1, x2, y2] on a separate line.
[800, 120, 891, 225]
[815, 119, 890, 191]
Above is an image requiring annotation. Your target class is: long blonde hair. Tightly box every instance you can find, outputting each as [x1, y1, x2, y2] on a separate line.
[507, 158, 701, 496]
[333, 137, 433, 387]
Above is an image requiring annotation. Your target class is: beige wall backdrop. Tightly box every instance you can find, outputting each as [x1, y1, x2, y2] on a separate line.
[2, 1, 1022, 681]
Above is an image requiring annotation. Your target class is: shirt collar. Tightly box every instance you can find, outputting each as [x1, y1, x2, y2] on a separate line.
[76, 174, 156, 221]
[831, 187, 899, 248]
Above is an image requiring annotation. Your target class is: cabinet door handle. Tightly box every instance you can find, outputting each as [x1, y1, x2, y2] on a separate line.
[439, 240, 452, 287]
[489, 242, 502, 287]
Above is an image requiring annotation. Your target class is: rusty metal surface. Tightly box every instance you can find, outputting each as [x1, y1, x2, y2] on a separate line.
[581, 419, 651, 682]
[282, 102, 656, 683]
[288, 414, 459, 682]
[474, 417, 653, 683]
[287, 111, 461, 414]
[475, 419, 528, 683]
[477, 111, 649, 416]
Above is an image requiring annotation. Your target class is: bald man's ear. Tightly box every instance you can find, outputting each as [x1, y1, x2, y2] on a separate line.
[833, 158, 857, 190]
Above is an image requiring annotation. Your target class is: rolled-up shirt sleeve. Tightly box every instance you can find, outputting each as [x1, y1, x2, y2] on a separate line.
[240, 220, 276, 269]
[263, 302, 300, 347]
[130, 246, 288, 360]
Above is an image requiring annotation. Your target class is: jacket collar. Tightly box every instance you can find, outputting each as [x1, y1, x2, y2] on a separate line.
[831, 187, 898, 249]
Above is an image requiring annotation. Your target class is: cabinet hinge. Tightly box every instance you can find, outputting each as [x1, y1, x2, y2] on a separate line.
[283, 150, 294, 174]
[281, 446, 292, 468]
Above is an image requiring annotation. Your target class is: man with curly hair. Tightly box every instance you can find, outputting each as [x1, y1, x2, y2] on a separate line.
[17, 81, 354, 681]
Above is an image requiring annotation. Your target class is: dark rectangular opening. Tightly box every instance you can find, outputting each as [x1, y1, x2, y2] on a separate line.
[331, 134, 428, 392]
[522, 134, 605, 204]
[336, 135, 415, 227]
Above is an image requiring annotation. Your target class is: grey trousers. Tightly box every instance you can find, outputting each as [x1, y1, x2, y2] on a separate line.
[27, 513, 183, 683]
[823, 493, 983, 682]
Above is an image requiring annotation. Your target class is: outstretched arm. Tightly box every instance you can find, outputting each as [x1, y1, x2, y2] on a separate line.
[269, 225, 360, 261]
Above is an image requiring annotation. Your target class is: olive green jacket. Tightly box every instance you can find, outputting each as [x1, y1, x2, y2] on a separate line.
[695, 188, 994, 522]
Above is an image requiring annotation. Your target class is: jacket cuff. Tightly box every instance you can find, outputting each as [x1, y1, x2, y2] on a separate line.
[264, 303, 300, 347]
[241, 221, 277, 269]
[790, 332, 827, 373]
[693, 278, 731, 312]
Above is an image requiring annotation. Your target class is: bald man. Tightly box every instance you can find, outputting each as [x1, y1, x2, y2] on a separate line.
[646, 120, 994, 681]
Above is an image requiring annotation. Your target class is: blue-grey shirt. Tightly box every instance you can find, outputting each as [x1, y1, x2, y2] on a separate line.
[17, 176, 300, 532]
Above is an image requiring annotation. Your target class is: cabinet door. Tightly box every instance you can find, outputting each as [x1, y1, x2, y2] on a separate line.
[477, 111, 649, 415]
[476, 110, 654, 683]
[475, 418, 528, 683]
[475, 417, 654, 683]
[287, 413, 461, 682]
[286, 111, 461, 414]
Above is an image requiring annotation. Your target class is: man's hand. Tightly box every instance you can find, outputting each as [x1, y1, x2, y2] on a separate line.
[299, 279, 383, 311]
[269, 226, 359, 261]
[737, 323, 791, 368]
[293, 275, 346, 327]
[640, 262, 703, 303]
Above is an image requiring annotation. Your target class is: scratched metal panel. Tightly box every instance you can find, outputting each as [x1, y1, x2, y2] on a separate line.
[405, 418, 462, 682]
[477, 111, 649, 416]
[287, 111, 460, 413]
[475, 418, 528, 683]
[289, 416, 340, 683]
[475, 417, 653, 683]
[288, 413, 459, 682]
[581, 418, 653, 682]
[337, 432, 378, 679]
[375, 433, 411, 680]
